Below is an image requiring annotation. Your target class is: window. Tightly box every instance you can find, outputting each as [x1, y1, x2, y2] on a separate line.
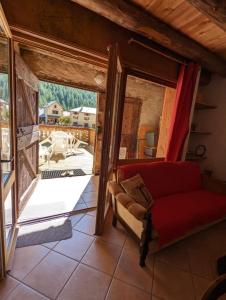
[84, 117, 89, 121]
[92, 124, 96, 129]
[52, 110, 58, 114]
[84, 113, 89, 116]
[74, 112, 79, 115]
[73, 122, 78, 126]
[84, 123, 88, 128]
[73, 115, 78, 119]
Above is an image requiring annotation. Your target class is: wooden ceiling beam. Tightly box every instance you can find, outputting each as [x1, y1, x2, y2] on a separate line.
[187, 0, 226, 31]
[71, 0, 226, 76]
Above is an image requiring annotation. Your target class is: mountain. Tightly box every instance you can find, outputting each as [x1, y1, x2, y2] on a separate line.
[0, 76, 96, 110]
[39, 81, 97, 110]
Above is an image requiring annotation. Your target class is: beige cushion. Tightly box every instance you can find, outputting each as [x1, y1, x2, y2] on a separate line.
[120, 174, 154, 208]
[115, 192, 135, 208]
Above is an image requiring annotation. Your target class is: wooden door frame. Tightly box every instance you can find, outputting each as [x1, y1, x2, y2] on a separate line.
[0, 5, 18, 277]
[95, 45, 126, 235]
[95, 63, 177, 235]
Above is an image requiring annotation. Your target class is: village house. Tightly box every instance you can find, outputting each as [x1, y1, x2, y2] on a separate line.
[39, 100, 64, 124]
[70, 106, 96, 128]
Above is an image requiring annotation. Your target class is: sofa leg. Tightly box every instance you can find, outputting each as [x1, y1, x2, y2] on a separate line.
[139, 235, 149, 267]
[112, 213, 117, 227]
[139, 211, 152, 267]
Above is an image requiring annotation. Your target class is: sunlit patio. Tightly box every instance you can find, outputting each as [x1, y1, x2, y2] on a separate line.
[19, 175, 99, 222]
[39, 147, 94, 175]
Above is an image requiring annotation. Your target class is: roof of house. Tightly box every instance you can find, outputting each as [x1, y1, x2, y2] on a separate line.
[44, 100, 64, 109]
[70, 106, 96, 114]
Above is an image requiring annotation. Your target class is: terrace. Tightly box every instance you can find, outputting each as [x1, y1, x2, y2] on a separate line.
[38, 124, 96, 175]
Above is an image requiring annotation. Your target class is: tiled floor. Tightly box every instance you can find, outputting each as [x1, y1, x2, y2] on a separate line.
[1, 210, 226, 299]
[19, 175, 99, 222]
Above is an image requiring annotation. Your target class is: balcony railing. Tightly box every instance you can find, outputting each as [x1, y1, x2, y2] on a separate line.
[39, 124, 96, 146]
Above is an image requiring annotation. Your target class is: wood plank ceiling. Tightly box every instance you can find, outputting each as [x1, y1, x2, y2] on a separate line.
[131, 0, 226, 60]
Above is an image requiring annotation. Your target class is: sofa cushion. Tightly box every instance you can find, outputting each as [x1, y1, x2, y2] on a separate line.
[118, 161, 202, 199]
[151, 189, 226, 247]
[120, 174, 154, 208]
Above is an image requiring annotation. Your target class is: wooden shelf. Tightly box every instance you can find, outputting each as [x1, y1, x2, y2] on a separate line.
[186, 155, 207, 161]
[195, 102, 217, 110]
[190, 131, 211, 135]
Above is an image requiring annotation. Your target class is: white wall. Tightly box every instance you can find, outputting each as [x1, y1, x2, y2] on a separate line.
[197, 75, 226, 180]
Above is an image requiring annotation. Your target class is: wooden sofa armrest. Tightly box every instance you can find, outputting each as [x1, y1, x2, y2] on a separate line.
[116, 193, 147, 221]
[202, 175, 226, 195]
[108, 181, 124, 197]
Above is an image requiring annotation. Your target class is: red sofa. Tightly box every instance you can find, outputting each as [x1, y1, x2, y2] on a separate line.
[109, 161, 226, 266]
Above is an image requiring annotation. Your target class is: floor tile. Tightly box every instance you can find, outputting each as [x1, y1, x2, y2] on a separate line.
[85, 201, 97, 208]
[82, 192, 98, 203]
[97, 217, 127, 248]
[10, 245, 49, 280]
[0, 276, 19, 299]
[6, 283, 48, 300]
[23, 251, 78, 299]
[70, 212, 85, 227]
[192, 275, 211, 300]
[54, 229, 94, 261]
[87, 209, 97, 217]
[155, 242, 190, 272]
[152, 260, 195, 300]
[57, 264, 111, 300]
[42, 240, 59, 250]
[106, 278, 151, 300]
[82, 239, 121, 275]
[74, 215, 96, 235]
[188, 247, 214, 280]
[124, 236, 139, 253]
[114, 248, 153, 293]
[74, 202, 87, 211]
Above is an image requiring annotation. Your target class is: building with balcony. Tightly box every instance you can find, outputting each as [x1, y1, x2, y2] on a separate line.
[70, 106, 96, 128]
[39, 100, 64, 124]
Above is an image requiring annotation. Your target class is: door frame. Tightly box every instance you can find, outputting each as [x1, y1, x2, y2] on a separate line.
[95, 62, 177, 235]
[0, 4, 18, 277]
[95, 44, 127, 235]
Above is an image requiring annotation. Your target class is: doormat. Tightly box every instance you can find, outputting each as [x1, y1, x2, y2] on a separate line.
[16, 218, 72, 248]
[41, 169, 86, 179]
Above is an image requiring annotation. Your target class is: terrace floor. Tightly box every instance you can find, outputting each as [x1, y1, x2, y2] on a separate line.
[2, 210, 226, 300]
[39, 148, 93, 175]
[19, 175, 99, 222]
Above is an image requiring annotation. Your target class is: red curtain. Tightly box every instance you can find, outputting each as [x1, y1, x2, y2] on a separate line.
[165, 63, 200, 162]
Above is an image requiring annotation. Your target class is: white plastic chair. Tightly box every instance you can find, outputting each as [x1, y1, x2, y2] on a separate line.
[50, 131, 70, 158]
[39, 138, 54, 166]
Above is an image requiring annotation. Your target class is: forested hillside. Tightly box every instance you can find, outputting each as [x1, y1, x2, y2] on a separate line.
[39, 81, 97, 110]
[0, 76, 97, 110]
[0, 74, 9, 101]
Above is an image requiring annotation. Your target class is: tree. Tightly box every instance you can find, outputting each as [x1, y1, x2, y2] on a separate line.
[39, 81, 97, 110]
[59, 116, 71, 126]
